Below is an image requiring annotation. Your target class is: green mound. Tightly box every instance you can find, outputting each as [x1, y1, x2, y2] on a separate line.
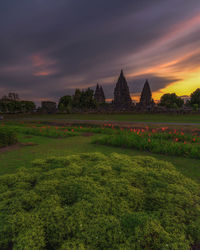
[0, 153, 199, 249]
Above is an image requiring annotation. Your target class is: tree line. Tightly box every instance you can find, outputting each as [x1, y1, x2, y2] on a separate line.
[0, 93, 36, 113]
[58, 88, 98, 112]
[1, 88, 200, 114]
[159, 88, 200, 110]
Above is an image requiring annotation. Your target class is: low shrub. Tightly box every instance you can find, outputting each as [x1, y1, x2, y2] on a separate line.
[0, 153, 199, 249]
[0, 127, 17, 147]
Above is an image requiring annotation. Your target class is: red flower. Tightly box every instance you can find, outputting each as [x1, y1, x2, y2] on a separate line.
[175, 138, 178, 142]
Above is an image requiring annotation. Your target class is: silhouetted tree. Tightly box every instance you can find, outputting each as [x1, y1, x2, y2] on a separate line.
[80, 88, 96, 109]
[71, 88, 96, 109]
[20, 101, 36, 113]
[8, 92, 19, 101]
[72, 89, 82, 108]
[58, 95, 72, 113]
[159, 93, 184, 109]
[0, 93, 35, 113]
[190, 88, 200, 108]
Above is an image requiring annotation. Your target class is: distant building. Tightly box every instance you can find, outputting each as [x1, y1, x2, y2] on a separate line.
[139, 80, 154, 110]
[180, 95, 190, 104]
[94, 83, 105, 103]
[114, 70, 132, 109]
[41, 101, 57, 113]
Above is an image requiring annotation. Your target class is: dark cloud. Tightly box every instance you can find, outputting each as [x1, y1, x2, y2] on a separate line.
[0, 0, 200, 103]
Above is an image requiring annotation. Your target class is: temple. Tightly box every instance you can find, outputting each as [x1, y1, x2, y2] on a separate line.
[94, 83, 105, 103]
[114, 70, 132, 109]
[139, 79, 154, 109]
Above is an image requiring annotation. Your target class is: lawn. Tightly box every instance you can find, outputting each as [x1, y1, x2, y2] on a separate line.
[1, 133, 200, 183]
[4, 113, 200, 124]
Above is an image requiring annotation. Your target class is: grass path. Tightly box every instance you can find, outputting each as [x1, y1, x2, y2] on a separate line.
[0, 134, 200, 183]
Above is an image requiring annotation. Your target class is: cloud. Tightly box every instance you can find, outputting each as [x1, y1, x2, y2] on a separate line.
[0, 0, 200, 103]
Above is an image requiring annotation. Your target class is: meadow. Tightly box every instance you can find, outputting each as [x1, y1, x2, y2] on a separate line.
[4, 112, 200, 124]
[0, 119, 200, 249]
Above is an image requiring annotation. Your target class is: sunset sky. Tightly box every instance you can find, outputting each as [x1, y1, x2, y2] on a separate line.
[1, 0, 200, 103]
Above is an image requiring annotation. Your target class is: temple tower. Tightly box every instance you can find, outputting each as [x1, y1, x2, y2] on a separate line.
[94, 83, 105, 103]
[139, 79, 154, 108]
[114, 70, 132, 109]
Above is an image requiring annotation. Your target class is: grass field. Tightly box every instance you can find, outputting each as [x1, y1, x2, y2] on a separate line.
[4, 113, 200, 124]
[1, 133, 200, 183]
[1, 120, 200, 248]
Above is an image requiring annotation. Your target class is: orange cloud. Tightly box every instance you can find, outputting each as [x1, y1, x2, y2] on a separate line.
[34, 71, 52, 76]
[31, 53, 58, 77]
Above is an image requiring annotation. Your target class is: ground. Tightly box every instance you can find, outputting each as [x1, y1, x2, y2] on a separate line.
[1, 115, 200, 249]
[1, 132, 200, 183]
[4, 113, 200, 124]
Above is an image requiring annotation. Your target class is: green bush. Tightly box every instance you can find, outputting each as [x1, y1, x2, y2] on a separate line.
[0, 153, 199, 249]
[0, 127, 17, 147]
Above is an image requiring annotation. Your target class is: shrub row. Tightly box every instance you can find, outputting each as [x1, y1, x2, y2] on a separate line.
[0, 153, 199, 249]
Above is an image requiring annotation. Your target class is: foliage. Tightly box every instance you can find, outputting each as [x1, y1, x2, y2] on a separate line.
[0, 153, 199, 249]
[72, 88, 97, 109]
[1, 92, 19, 101]
[159, 93, 184, 108]
[190, 88, 200, 108]
[0, 100, 36, 114]
[0, 127, 18, 147]
[58, 95, 72, 113]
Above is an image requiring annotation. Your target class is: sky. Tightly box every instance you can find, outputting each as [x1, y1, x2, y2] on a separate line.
[0, 0, 200, 104]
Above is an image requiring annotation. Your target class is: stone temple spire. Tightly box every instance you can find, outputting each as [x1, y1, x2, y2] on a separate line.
[99, 86, 105, 102]
[139, 79, 153, 108]
[114, 70, 132, 109]
[94, 83, 105, 103]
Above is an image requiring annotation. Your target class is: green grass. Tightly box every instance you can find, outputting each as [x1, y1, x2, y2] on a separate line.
[0, 133, 200, 183]
[4, 113, 200, 124]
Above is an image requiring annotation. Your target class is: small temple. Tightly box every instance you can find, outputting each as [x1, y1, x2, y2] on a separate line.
[139, 79, 154, 109]
[94, 83, 105, 103]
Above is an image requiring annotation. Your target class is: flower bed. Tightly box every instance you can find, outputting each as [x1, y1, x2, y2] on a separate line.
[93, 128, 200, 159]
